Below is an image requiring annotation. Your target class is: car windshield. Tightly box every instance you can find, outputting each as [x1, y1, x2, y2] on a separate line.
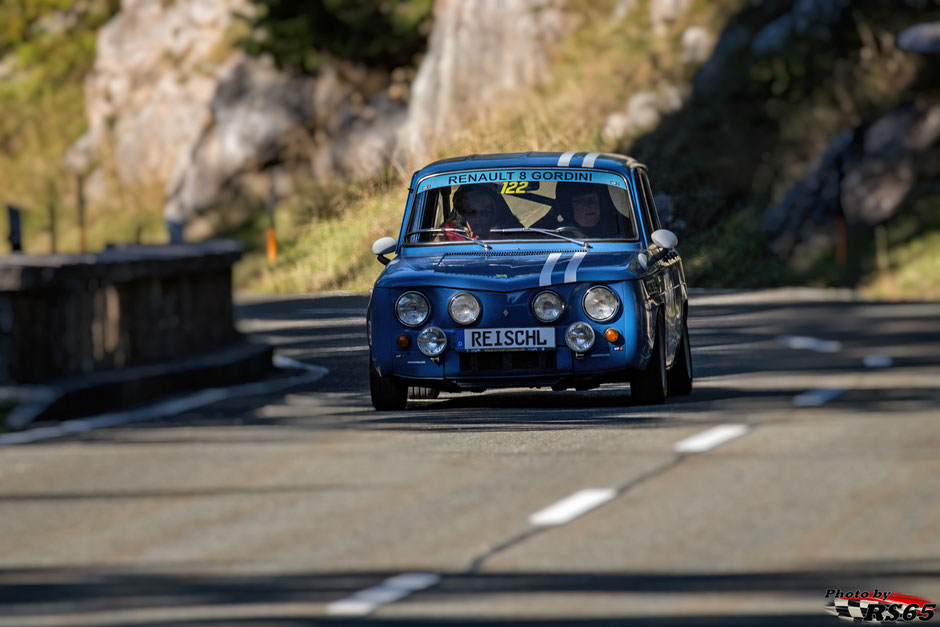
[405, 170, 638, 244]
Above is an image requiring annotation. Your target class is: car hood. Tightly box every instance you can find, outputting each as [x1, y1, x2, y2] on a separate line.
[375, 249, 645, 291]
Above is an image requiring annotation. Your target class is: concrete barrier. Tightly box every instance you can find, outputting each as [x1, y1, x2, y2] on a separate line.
[0, 241, 273, 421]
[0, 241, 249, 383]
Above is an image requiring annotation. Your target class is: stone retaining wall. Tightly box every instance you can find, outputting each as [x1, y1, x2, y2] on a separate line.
[0, 241, 244, 384]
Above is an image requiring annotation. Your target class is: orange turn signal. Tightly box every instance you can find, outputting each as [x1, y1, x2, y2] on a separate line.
[396, 334, 411, 349]
[605, 328, 620, 343]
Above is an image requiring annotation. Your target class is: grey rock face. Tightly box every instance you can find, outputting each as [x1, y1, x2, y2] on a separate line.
[649, 0, 691, 34]
[763, 103, 938, 264]
[841, 159, 915, 226]
[611, 0, 637, 22]
[66, 0, 406, 231]
[602, 85, 686, 143]
[400, 0, 571, 165]
[898, 21, 940, 55]
[693, 23, 752, 94]
[164, 58, 405, 225]
[751, 14, 793, 56]
[791, 0, 850, 34]
[68, 0, 253, 185]
[162, 57, 315, 224]
[762, 131, 852, 260]
[682, 26, 715, 64]
[749, 0, 849, 56]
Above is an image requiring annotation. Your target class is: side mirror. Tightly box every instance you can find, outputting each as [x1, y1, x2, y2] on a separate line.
[649, 229, 678, 265]
[651, 229, 678, 250]
[372, 236, 397, 266]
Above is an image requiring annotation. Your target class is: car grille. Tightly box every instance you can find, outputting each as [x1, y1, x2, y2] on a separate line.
[459, 351, 556, 373]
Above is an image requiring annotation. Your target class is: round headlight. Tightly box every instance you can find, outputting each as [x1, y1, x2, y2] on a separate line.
[448, 293, 481, 325]
[396, 292, 430, 327]
[565, 322, 596, 353]
[582, 286, 619, 321]
[532, 291, 564, 323]
[417, 326, 447, 356]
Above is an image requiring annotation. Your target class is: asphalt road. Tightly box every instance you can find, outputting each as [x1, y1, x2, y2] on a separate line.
[0, 289, 938, 626]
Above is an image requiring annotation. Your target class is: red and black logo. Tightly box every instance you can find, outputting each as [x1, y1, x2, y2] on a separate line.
[825, 590, 935, 622]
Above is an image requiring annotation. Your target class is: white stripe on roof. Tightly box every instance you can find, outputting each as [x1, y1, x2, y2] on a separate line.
[557, 152, 576, 167]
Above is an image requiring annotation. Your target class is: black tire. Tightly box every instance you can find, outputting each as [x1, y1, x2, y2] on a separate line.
[631, 319, 667, 405]
[408, 386, 440, 400]
[667, 314, 693, 396]
[370, 361, 408, 410]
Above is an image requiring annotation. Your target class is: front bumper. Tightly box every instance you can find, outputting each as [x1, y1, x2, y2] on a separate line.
[370, 281, 649, 389]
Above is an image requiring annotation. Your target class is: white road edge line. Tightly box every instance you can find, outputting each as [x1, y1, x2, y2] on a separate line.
[674, 424, 749, 454]
[0, 354, 328, 446]
[792, 388, 845, 407]
[776, 334, 842, 353]
[326, 572, 441, 617]
[529, 488, 616, 526]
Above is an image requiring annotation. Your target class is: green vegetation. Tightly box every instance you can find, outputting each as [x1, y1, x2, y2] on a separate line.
[239, 0, 940, 298]
[242, 0, 434, 72]
[2, 0, 936, 301]
[0, 0, 123, 254]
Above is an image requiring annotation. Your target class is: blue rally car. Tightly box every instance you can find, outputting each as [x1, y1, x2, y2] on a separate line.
[367, 152, 692, 410]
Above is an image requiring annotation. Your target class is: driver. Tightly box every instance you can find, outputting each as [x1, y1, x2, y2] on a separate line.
[556, 183, 619, 237]
[571, 189, 601, 229]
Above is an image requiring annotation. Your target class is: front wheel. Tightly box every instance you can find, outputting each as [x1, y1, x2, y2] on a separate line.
[631, 320, 667, 405]
[370, 361, 408, 410]
[667, 315, 693, 396]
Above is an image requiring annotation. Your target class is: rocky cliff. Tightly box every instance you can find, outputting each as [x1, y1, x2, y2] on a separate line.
[66, 0, 572, 239]
[400, 0, 570, 165]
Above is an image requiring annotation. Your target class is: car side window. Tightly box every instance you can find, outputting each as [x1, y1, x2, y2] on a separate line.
[638, 171, 662, 231]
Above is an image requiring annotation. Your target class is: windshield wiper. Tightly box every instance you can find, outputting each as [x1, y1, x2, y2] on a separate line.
[490, 227, 592, 249]
[403, 228, 490, 251]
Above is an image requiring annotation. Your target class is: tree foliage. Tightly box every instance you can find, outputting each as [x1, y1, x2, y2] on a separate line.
[242, 0, 433, 73]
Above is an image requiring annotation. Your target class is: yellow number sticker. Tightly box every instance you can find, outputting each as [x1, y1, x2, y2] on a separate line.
[500, 181, 529, 195]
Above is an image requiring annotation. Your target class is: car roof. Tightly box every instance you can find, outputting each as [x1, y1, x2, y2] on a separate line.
[413, 152, 645, 180]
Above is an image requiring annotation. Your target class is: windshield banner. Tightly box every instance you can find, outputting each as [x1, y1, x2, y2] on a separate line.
[416, 169, 625, 192]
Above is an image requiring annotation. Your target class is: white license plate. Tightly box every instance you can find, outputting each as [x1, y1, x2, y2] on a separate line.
[457, 327, 555, 351]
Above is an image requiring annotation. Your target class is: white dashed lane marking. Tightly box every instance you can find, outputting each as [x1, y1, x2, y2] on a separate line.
[793, 388, 845, 407]
[326, 573, 441, 616]
[776, 335, 842, 353]
[674, 424, 749, 454]
[863, 354, 894, 368]
[529, 488, 616, 526]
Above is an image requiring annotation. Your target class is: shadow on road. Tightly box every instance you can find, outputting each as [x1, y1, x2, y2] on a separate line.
[1, 562, 935, 626]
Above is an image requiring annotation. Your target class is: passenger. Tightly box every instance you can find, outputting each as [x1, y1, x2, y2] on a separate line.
[442, 186, 518, 240]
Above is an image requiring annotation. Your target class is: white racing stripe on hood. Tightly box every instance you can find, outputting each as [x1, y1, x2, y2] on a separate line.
[540, 252, 563, 286]
[564, 251, 587, 283]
